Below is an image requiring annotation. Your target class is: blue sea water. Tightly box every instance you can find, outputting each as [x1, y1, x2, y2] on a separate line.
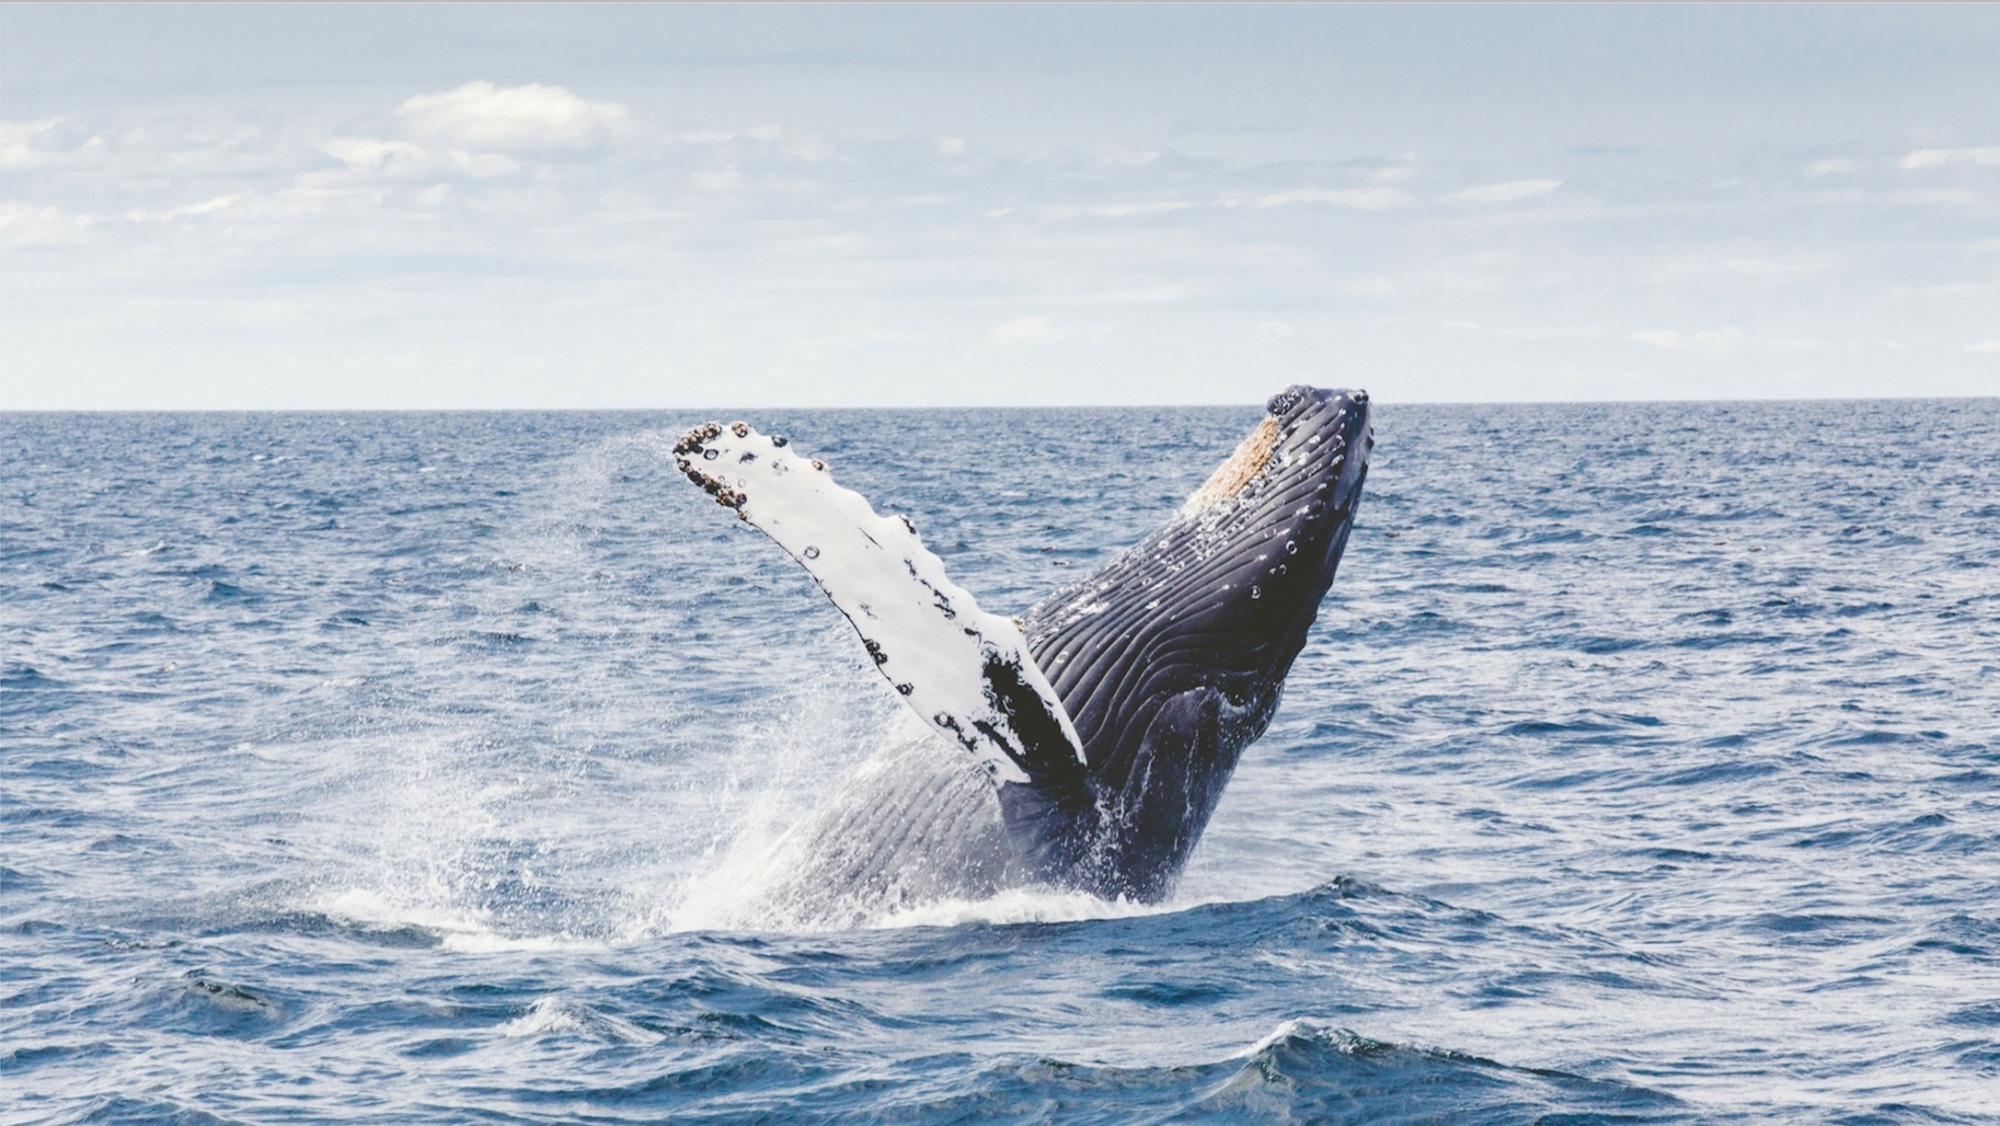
[2, 400, 1998, 1123]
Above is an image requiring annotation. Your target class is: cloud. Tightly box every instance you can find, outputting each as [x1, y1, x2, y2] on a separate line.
[1498, 325, 1609, 341]
[1632, 328, 1742, 352]
[1966, 340, 2000, 354]
[690, 164, 740, 191]
[1254, 188, 1409, 210]
[1899, 146, 2000, 170]
[125, 194, 243, 223]
[1341, 277, 1398, 299]
[784, 133, 838, 162]
[680, 125, 782, 144]
[320, 137, 518, 179]
[0, 117, 66, 169]
[1806, 158, 1858, 177]
[1064, 201, 1198, 219]
[1453, 179, 1561, 203]
[447, 150, 520, 177]
[1102, 149, 1160, 167]
[1722, 257, 1824, 277]
[0, 200, 88, 245]
[1054, 285, 1189, 306]
[993, 316, 1077, 343]
[395, 81, 629, 150]
[935, 136, 967, 157]
[322, 137, 426, 173]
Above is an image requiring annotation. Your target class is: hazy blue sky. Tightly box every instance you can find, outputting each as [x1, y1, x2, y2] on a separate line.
[4, 4, 1998, 408]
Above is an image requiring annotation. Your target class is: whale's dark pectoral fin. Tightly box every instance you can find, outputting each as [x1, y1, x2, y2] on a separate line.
[675, 421, 1088, 790]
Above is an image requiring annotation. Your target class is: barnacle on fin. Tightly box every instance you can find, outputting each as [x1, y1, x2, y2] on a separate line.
[673, 421, 722, 456]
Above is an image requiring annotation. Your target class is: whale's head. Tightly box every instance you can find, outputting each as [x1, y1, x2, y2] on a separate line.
[1016, 385, 1371, 898]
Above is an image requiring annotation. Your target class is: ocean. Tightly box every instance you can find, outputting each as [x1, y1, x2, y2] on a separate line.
[3, 399, 1997, 1122]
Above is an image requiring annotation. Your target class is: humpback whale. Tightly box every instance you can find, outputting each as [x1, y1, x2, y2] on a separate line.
[675, 385, 1371, 917]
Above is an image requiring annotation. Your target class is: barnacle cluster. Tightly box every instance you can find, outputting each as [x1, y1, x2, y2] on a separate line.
[673, 421, 747, 515]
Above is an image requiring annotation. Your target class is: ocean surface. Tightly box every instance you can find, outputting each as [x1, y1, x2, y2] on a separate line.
[3, 400, 1997, 1123]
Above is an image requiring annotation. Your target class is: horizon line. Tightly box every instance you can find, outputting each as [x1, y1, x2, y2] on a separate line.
[3, 393, 1997, 416]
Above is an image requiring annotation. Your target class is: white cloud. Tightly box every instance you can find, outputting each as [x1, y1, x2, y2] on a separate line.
[1966, 340, 2000, 354]
[1899, 146, 2000, 170]
[395, 81, 629, 150]
[1632, 328, 1742, 352]
[993, 316, 1076, 343]
[1723, 257, 1824, 277]
[680, 125, 782, 144]
[320, 137, 517, 179]
[785, 134, 838, 162]
[935, 135, 967, 157]
[690, 165, 740, 191]
[1102, 149, 1160, 167]
[1341, 277, 1398, 299]
[1072, 201, 1198, 218]
[1806, 158, 1858, 177]
[1453, 179, 1561, 203]
[321, 137, 427, 173]
[1498, 325, 1608, 341]
[0, 200, 89, 245]
[1254, 188, 1409, 210]
[1054, 285, 1189, 306]
[125, 194, 243, 223]
[1888, 188, 1984, 207]
[0, 117, 65, 169]
[447, 150, 520, 178]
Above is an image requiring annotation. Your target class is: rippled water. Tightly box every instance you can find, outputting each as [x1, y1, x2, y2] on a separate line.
[4, 400, 1997, 1123]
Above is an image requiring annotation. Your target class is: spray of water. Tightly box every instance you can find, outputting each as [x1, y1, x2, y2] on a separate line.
[276, 429, 1177, 944]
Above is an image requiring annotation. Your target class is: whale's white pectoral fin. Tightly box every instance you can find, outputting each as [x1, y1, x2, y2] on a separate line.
[676, 422, 1087, 788]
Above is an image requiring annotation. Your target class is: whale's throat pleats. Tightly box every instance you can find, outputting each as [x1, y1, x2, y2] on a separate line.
[1018, 388, 1370, 897]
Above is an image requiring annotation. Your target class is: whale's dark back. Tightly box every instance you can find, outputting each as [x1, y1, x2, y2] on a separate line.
[1017, 387, 1372, 900]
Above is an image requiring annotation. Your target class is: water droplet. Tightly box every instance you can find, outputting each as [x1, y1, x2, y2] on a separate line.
[1250, 585, 1262, 599]
[702, 449, 719, 461]
[803, 546, 820, 559]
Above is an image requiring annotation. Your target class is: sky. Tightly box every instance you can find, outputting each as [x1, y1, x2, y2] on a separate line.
[3, 3, 1998, 409]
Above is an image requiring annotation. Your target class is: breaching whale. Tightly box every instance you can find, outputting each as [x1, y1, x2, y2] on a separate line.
[675, 385, 1370, 916]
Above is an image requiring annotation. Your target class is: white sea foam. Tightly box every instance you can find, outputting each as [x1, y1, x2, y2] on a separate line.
[865, 885, 1188, 930]
[499, 996, 658, 1043]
